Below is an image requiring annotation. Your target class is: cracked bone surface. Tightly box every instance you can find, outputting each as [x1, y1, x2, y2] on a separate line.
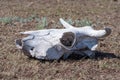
[15, 18, 111, 60]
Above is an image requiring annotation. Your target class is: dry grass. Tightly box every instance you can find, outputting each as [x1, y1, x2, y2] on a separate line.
[0, 0, 120, 80]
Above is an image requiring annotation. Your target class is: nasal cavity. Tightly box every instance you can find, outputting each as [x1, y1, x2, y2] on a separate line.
[31, 47, 34, 51]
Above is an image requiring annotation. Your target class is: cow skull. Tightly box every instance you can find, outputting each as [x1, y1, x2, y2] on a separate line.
[15, 18, 111, 60]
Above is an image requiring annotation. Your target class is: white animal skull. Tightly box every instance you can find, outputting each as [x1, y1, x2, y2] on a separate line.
[15, 18, 111, 60]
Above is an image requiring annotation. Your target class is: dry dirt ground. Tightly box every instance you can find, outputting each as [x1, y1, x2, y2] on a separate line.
[0, 0, 120, 80]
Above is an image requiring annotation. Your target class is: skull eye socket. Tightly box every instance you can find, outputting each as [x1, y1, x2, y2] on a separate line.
[60, 32, 75, 47]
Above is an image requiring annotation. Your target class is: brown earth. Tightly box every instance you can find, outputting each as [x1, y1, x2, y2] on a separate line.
[0, 0, 120, 80]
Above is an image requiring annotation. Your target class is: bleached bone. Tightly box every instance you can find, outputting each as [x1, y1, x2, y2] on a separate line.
[15, 18, 111, 60]
[59, 18, 74, 29]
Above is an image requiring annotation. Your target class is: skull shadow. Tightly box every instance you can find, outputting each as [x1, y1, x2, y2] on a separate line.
[67, 51, 120, 60]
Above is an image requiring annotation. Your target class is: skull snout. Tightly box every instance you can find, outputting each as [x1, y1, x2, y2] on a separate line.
[22, 45, 34, 58]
